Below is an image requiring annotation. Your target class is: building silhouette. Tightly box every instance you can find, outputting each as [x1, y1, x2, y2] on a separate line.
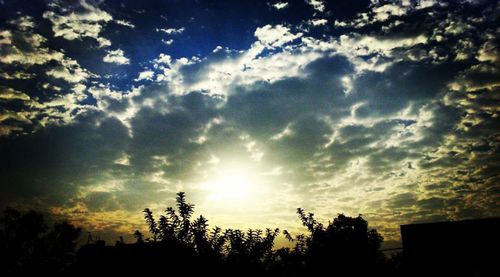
[401, 217, 500, 276]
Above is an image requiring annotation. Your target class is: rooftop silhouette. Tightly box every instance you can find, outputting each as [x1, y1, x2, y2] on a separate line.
[401, 217, 500, 277]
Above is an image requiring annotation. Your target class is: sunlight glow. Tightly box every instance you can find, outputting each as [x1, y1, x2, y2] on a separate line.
[202, 163, 257, 204]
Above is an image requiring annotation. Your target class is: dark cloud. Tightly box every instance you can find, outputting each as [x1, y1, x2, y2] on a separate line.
[352, 61, 463, 118]
[386, 192, 417, 209]
[0, 113, 129, 205]
[83, 191, 121, 212]
[129, 91, 219, 176]
[224, 55, 352, 139]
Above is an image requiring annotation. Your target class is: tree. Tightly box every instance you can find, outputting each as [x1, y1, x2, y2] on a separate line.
[297, 210, 385, 276]
[133, 230, 144, 243]
[143, 208, 159, 241]
[0, 208, 80, 275]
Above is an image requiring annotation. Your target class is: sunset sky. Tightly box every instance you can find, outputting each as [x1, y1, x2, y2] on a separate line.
[0, 0, 499, 243]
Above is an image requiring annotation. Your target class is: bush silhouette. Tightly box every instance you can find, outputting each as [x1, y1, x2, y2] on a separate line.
[130, 192, 389, 276]
[0, 208, 81, 276]
[1, 192, 397, 276]
[296, 209, 385, 275]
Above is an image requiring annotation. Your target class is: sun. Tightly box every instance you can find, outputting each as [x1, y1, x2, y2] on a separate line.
[201, 163, 259, 205]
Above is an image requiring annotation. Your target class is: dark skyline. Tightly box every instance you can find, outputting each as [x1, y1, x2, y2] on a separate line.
[0, 0, 499, 242]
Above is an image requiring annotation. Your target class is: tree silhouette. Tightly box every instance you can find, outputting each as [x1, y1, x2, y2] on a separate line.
[136, 192, 390, 276]
[0, 193, 403, 277]
[133, 230, 144, 243]
[0, 208, 80, 276]
[142, 208, 159, 241]
[296, 210, 386, 276]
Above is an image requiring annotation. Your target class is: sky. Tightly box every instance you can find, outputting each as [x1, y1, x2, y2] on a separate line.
[0, 0, 499, 243]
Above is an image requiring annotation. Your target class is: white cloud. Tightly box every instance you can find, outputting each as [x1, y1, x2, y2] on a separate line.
[272, 2, 288, 10]
[162, 38, 174, 45]
[373, 4, 408, 22]
[46, 58, 91, 83]
[0, 15, 105, 134]
[103, 49, 130, 64]
[154, 53, 172, 66]
[97, 37, 112, 48]
[88, 85, 124, 102]
[332, 33, 428, 72]
[0, 87, 31, 101]
[156, 27, 185, 35]
[115, 19, 135, 28]
[416, 0, 437, 9]
[43, 0, 112, 46]
[154, 24, 432, 100]
[332, 1, 436, 29]
[0, 30, 12, 45]
[254, 24, 302, 48]
[477, 43, 497, 63]
[310, 18, 328, 26]
[0, 44, 64, 66]
[157, 26, 322, 96]
[351, 35, 428, 54]
[0, 71, 35, 80]
[0, 23, 64, 66]
[135, 70, 155, 81]
[306, 0, 325, 12]
[0, 110, 32, 135]
[8, 16, 35, 31]
[341, 76, 353, 94]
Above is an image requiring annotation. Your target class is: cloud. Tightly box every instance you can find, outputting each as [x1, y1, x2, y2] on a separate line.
[156, 27, 185, 35]
[43, 0, 112, 46]
[0, 111, 31, 136]
[115, 19, 135, 28]
[162, 38, 174, 45]
[0, 14, 102, 135]
[7, 16, 36, 31]
[372, 4, 408, 22]
[309, 18, 328, 26]
[0, 87, 33, 135]
[0, 114, 130, 205]
[387, 192, 417, 209]
[0, 87, 30, 101]
[254, 24, 302, 48]
[0, 21, 64, 66]
[331, 0, 436, 29]
[476, 30, 499, 63]
[83, 191, 122, 212]
[134, 70, 155, 81]
[0, 71, 35, 80]
[154, 53, 172, 66]
[156, 32, 324, 96]
[306, 0, 325, 12]
[103, 49, 130, 64]
[271, 2, 288, 10]
[46, 58, 91, 83]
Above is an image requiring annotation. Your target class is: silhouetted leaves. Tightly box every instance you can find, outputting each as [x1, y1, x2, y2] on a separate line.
[133, 230, 144, 243]
[131, 192, 393, 276]
[143, 208, 159, 241]
[0, 208, 80, 276]
[1, 193, 400, 277]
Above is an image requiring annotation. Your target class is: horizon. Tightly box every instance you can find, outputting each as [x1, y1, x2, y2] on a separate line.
[1, 0, 499, 247]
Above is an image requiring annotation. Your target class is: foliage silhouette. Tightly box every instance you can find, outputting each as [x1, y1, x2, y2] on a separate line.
[1, 193, 410, 276]
[126, 192, 391, 276]
[0, 208, 81, 276]
[133, 230, 143, 243]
